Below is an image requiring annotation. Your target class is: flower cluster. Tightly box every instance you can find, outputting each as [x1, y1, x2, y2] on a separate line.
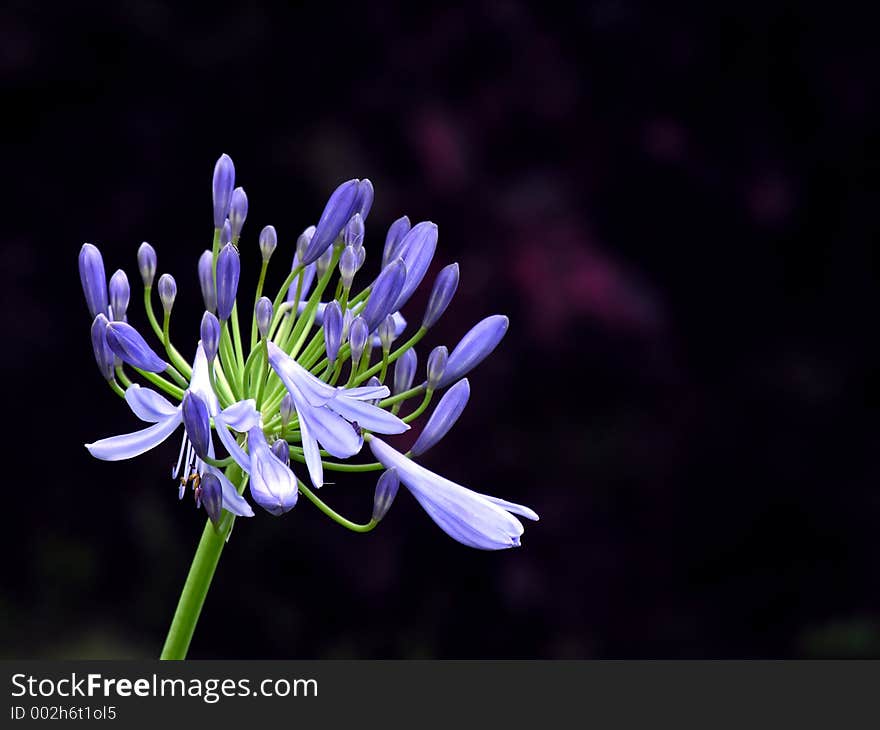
[80, 154, 538, 549]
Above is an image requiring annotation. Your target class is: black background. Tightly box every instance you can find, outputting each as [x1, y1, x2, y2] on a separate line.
[2, 1, 878, 658]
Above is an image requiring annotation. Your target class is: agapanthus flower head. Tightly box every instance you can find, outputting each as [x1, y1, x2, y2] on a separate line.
[137, 242, 157, 288]
[109, 269, 130, 321]
[80, 154, 536, 553]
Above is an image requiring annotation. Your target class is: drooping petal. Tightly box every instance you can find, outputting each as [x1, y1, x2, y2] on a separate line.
[124, 384, 179, 423]
[296, 402, 324, 488]
[267, 341, 336, 406]
[327, 395, 409, 435]
[85, 412, 182, 461]
[368, 437, 534, 550]
[247, 428, 298, 516]
[213, 415, 252, 472]
[204, 465, 254, 518]
[219, 399, 260, 432]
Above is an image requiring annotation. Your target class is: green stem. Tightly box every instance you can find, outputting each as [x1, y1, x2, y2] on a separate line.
[297, 480, 377, 533]
[160, 463, 244, 660]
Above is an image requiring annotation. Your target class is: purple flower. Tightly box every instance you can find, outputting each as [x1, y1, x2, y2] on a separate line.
[109, 269, 130, 321]
[78, 243, 108, 318]
[372, 468, 399, 522]
[344, 213, 365, 250]
[323, 300, 343, 365]
[90, 314, 115, 381]
[267, 342, 408, 488]
[157, 273, 177, 314]
[438, 315, 509, 388]
[200, 311, 221, 363]
[382, 216, 411, 268]
[181, 391, 211, 459]
[212, 154, 235, 229]
[105, 321, 168, 372]
[339, 245, 359, 290]
[259, 225, 277, 262]
[198, 250, 216, 313]
[422, 263, 459, 329]
[271, 438, 290, 467]
[216, 243, 240, 321]
[349, 316, 369, 366]
[137, 242, 157, 288]
[394, 348, 418, 395]
[369, 436, 538, 550]
[256, 296, 273, 338]
[410, 378, 469, 456]
[355, 179, 374, 221]
[426, 345, 448, 391]
[229, 187, 248, 240]
[362, 259, 406, 331]
[302, 179, 360, 265]
[247, 427, 298, 516]
[196, 472, 224, 525]
[391, 221, 437, 311]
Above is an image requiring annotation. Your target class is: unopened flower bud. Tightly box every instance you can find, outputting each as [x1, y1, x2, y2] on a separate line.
[182, 391, 211, 459]
[198, 472, 223, 525]
[410, 379, 470, 457]
[271, 439, 290, 467]
[216, 243, 240, 321]
[315, 244, 334, 279]
[105, 321, 168, 372]
[157, 273, 177, 314]
[394, 348, 417, 395]
[303, 179, 360, 265]
[426, 345, 448, 390]
[137, 242, 157, 287]
[392, 221, 438, 311]
[259, 225, 277, 262]
[200, 311, 220, 362]
[229, 186, 248, 240]
[423, 263, 459, 329]
[382, 216, 411, 268]
[362, 258, 406, 332]
[220, 219, 232, 247]
[280, 392, 294, 427]
[439, 315, 509, 388]
[256, 296, 273, 338]
[212, 153, 236, 229]
[344, 213, 364, 250]
[198, 250, 216, 312]
[323, 300, 343, 365]
[342, 308, 354, 341]
[109, 269, 130, 321]
[349, 316, 369, 365]
[296, 225, 315, 262]
[78, 243, 108, 319]
[355, 179, 374, 221]
[90, 314, 115, 380]
[378, 314, 397, 352]
[371, 468, 399, 522]
[339, 245, 359, 290]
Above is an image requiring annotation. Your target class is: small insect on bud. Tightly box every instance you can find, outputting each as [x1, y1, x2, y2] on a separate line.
[394, 347, 418, 395]
[78, 243, 108, 319]
[344, 213, 365, 251]
[137, 242, 157, 288]
[426, 345, 448, 391]
[410, 379, 471, 457]
[229, 186, 248, 240]
[197, 472, 223, 525]
[216, 243, 240, 321]
[182, 391, 212, 460]
[198, 250, 216, 313]
[105, 321, 168, 373]
[422, 263, 459, 330]
[349, 316, 369, 366]
[90, 314, 115, 381]
[200, 311, 221, 363]
[157, 273, 177, 314]
[280, 392, 294, 428]
[259, 225, 277, 262]
[109, 269, 130, 322]
[371, 468, 399, 522]
[256, 296, 273, 339]
[271, 439, 290, 467]
[378, 314, 397, 353]
[339, 245, 359, 290]
[362, 258, 407, 332]
[303, 179, 360, 265]
[323, 300, 343, 365]
[212, 153, 236, 229]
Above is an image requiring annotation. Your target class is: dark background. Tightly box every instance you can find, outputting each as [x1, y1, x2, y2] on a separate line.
[2, 1, 878, 658]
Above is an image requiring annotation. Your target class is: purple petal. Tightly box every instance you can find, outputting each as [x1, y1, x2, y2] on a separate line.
[85, 413, 182, 461]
